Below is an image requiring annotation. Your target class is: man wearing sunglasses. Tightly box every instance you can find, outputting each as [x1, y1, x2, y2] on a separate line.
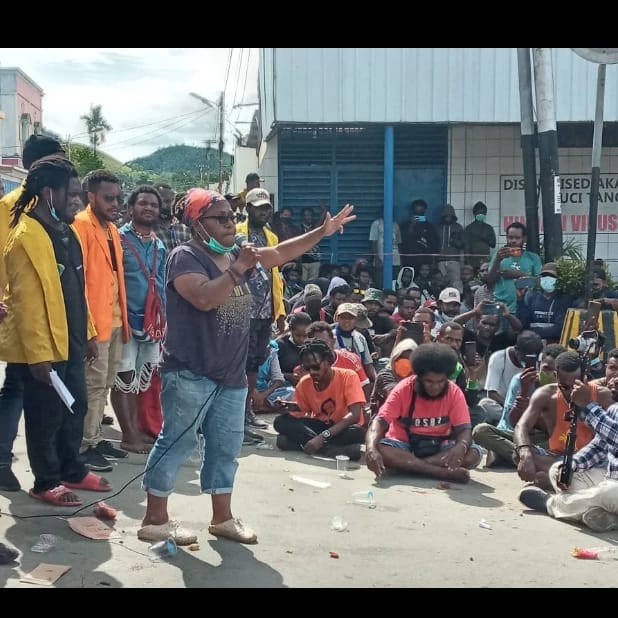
[273, 338, 366, 460]
[236, 188, 286, 434]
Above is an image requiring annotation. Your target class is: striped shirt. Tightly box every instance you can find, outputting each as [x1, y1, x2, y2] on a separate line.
[572, 402, 618, 480]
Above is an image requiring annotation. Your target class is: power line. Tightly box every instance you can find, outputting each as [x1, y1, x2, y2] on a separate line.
[223, 48, 233, 96]
[231, 48, 245, 112]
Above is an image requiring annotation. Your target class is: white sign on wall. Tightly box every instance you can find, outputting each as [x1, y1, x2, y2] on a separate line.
[500, 174, 618, 234]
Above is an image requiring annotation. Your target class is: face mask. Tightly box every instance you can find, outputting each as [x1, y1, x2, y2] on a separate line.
[475, 214, 486, 222]
[540, 276, 556, 293]
[393, 358, 413, 378]
[198, 221, 235, 254]
[415, 215, 427, 223]
[538, 371, 555, 386]
[48, 190, 60, 222]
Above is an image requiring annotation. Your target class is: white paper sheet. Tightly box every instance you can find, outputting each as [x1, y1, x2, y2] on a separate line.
[49, 370, 75, 413]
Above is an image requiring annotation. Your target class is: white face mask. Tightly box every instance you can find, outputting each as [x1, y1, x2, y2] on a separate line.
[540, 276, 556, 293]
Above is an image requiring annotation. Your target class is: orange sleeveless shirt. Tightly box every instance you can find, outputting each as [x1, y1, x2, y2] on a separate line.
[548, 384, 596, 454]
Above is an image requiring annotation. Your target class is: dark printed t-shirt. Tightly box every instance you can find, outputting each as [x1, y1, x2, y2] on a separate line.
[162, 242, 253, 388]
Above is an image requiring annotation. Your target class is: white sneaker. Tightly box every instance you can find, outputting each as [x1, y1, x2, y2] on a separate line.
[208, 518, 257, 544]
[582, 507, 618, 533]
[138, 520, 197, 546]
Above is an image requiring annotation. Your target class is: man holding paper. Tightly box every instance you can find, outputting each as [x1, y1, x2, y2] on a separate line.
[0, 155, 112, 506]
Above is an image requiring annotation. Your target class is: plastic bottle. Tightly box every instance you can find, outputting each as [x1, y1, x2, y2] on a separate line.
[351, 490, 376, 509]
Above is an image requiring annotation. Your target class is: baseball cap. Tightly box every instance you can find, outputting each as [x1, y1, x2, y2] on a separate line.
[361, 288, 384, 305]
[245, 188, 271, 207]
[541, 262, 558, 277]
[438, 287, 461, 303]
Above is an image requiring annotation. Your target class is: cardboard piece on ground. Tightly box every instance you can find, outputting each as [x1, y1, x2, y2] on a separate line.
[21, 563, 72, 586]
[67, 516, 119, 540]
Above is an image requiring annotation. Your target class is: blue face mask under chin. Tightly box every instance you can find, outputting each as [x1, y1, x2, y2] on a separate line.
[48, 190, 60, 222]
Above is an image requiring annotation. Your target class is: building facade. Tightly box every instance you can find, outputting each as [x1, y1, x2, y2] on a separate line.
[0, 67, 44, 165]
[257, 48, 618, 276]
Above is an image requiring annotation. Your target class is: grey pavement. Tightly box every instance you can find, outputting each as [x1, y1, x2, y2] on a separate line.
[1, 400, 617, 587]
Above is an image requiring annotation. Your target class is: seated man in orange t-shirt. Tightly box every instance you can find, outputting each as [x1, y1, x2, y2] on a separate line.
[273, 339, 366, 460]
[366, 343, 483, 484]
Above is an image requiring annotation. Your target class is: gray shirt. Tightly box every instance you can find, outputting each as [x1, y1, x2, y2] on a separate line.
[162, 242, 253, 388]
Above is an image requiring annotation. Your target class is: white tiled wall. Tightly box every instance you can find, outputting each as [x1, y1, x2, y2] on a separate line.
[258, 134, 279, 207]
[447, 124, 618, 277]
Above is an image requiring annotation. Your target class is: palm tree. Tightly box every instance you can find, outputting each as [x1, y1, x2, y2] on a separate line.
[80, 104, 112, 155]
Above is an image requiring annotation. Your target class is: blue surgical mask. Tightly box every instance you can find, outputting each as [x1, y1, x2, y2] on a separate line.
[540, 276, 556, 293]
[48, 190, 60, 222]
[475, 214, 486, 222]
[415, 215, 427, 223]
[198, 222, 235, 254]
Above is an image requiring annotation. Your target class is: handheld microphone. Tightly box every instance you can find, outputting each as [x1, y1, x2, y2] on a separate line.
[235, 234, 269, 281]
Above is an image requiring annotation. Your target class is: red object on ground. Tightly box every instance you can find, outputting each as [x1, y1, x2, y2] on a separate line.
[93, 501, 117, 520]
[572, 547, 599, 560]
[138, 371, 163, 439]
[329, 551, 339, 559]
[62, 472, 112, 492]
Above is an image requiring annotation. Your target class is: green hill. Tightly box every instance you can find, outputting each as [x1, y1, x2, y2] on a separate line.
[127, 145, 233, 175]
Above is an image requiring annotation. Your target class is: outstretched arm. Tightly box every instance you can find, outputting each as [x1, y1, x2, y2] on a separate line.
[257, 204, 355, 269]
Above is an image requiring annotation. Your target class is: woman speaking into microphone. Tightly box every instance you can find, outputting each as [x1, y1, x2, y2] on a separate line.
[138, 189, 355, 546]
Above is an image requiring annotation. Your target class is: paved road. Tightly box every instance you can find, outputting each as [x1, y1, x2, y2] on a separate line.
[1, 408, 617, 587]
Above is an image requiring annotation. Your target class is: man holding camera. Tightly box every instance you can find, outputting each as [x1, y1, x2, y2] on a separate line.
[487, 222, 541, 313]
[513, 351, 614, 491]
[518, 378, 618, 532]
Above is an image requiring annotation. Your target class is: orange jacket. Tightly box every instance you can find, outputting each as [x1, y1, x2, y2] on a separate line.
[73, 206, 130, 343]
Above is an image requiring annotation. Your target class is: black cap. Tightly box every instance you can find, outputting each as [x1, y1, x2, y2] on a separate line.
[245, 172, 260, 183]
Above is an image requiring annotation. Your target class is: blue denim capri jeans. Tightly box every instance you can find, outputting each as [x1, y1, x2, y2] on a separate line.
[142, 370, 247, 496]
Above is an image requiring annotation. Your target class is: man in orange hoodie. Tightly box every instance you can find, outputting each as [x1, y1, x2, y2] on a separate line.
[73, 170, 131, 472]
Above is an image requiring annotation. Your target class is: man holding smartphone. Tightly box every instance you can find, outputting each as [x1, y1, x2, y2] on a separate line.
[487, 223, 541, 313]
[516, 262, 582, 344]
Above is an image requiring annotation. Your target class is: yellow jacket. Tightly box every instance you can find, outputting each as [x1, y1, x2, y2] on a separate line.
[0, 214, 97, 364]
[236, 220, 285, 320]
[0, 184, 25, 291]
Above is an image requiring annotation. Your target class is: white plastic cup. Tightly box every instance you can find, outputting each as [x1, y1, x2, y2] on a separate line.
[336, 455, 350, 478]
[149, 536, 177, 558]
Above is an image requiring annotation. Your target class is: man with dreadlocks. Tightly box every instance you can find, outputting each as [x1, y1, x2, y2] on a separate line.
[0, 155, 112, 506]
[273, 338, 366, 460]
[0, 135, 65, 492]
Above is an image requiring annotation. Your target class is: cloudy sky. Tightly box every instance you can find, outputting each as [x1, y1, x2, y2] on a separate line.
[0, 48, 259, 163]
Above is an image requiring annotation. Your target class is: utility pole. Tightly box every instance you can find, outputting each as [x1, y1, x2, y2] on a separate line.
[571, 48, 618, 301]
[204, 139, 216, 188]
[516, 48, 539, 255]
[532, 48, 563, 262]
[218, 91, 225, 193]
[66, 134, 72, 161]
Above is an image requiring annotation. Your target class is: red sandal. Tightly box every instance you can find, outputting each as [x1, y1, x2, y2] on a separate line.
[62, 472, 112, 492]
[29, 485, 83, 507]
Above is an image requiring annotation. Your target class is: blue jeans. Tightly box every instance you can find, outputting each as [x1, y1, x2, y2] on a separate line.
[0, 363, 24, 468]
[142, 370, 247, 497]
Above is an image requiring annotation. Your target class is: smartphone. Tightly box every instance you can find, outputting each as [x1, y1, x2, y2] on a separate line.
[524, 354, 538, 369]
[481, 301, 503, 316]
[404, 321, 425, 345]
[515, 276, 537, 290]
[276, 400, 301, 412]
[587, 300, 602, 322]
[463, 341, 477, 366]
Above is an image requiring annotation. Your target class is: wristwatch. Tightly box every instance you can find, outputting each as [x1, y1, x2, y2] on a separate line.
[320, 430, 331, 441]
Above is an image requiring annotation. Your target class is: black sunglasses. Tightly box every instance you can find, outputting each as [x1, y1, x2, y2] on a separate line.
[200, 213, 239, 225]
